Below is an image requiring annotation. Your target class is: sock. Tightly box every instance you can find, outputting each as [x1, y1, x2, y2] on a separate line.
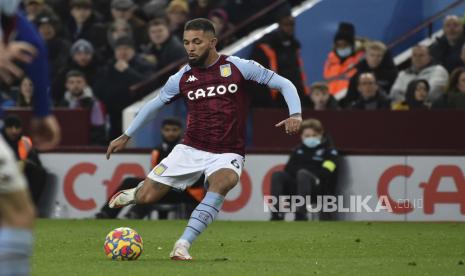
[180, 191, 224, 244]
[0, 228, 33, 276]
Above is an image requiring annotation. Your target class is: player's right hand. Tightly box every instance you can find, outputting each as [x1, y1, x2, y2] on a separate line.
[106, 134, 131, 160]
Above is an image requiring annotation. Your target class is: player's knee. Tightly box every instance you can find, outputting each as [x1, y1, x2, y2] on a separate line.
[212, 173, 238, 194]
[6, 204, 36, 229]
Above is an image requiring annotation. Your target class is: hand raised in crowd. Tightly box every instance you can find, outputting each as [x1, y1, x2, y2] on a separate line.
[115, 60, 129, 72]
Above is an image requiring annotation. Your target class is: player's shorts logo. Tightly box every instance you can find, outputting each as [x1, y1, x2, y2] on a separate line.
[154, 163, 168, 176]
[220, 64, 232, 77]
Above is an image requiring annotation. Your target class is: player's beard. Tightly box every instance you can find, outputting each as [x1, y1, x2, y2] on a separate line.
[188, 48, 210, 67]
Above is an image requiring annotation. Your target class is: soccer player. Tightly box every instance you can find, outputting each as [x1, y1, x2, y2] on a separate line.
[0, 1, 61, 275]
[106, 18, 302, 260]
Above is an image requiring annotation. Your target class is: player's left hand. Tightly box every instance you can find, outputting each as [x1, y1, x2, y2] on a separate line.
[275, 113, 302, 135]
[30, 115, 61, 151]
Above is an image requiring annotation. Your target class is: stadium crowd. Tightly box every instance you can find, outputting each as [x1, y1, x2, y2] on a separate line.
[1, 0, 464, 146]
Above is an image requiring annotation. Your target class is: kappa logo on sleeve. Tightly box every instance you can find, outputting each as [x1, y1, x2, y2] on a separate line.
[154, 163, 168, 175]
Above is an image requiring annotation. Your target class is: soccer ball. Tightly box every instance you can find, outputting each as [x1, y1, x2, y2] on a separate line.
[104, 227, 143, 260]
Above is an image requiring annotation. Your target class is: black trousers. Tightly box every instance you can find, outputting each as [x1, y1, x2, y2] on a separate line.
[271, 169, 334, 218]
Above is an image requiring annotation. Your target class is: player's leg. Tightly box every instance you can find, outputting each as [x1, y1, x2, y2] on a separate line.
[172, 154, 243, 260]
[0, 139, 35, 276]
[108, 177, 171, 208]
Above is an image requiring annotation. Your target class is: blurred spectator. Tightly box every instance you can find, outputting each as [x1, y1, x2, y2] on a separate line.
[323, 22, 364, 101]
[392, 79, 431, 110]
[166, 0, 190, 40]
[250, 9, 309, 107]
[270, 118, 338, 221]
[34, 13, 71, 77]
[189, 0, 219, 19]
[390, 45, 448, 104]
[308, 82, 340, 110]
[142, 0, 169, 19]
[95, 117, 205, 219]
[101, 19, 134, 60]
[209, 8, 236, 50]
[110, 0, 147, 45]
[1, 115, 47, 210]
[95, 36, 151, 139]
[433, 67, 465, 109]
[24, 0, 48, 22]
[59, 70, 106, 145]
[345, 41, 398, 107]
[51, 39, 100, 104]
[350, 73, 390, 110]
[430, 15, 465, 73]
[140, 18, 185, 73]
[17, 77, 34, 107]
[66, 0, 106, 48]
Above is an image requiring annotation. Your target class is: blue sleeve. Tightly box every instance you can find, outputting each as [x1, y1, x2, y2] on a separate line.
[124, 66, 186, 137]
[15, 12, 51, 117]
[227, 56, 302, 115]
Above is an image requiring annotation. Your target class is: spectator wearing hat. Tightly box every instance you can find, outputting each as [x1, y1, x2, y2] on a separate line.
[51, 39, 101, 105]
[59, 70, 106, 145]
[166, 0, 190, 41]
[208, 8, 236, 50]
[323, 22, 364, 101]
[350, 73, 390, 110]
[95, 36, 153, 139]
[307, 82, 340, 110]
[250, 7, 310, 108]
[66, 0, 106, 49]
[344, 41, 398, 108]
[140, 18, 185, 82]
[34, 13, 71, 77]
[110, 0, 147, 46]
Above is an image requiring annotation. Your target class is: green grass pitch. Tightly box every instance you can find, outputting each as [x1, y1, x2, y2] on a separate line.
[33, 219, 465, 275]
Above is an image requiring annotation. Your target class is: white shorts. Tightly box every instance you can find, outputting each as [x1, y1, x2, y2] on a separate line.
[147, 144, 244, 190]
[0, 136, 27, 193]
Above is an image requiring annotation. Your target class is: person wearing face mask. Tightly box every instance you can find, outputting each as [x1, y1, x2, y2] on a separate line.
[249, 6, 310, 108]
[270, 119, 338, 221]
[323, 22, 364, 102]
[95, 118, 206, 219]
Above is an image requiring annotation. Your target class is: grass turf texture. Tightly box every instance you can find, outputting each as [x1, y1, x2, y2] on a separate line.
[33, 220, 465, 275]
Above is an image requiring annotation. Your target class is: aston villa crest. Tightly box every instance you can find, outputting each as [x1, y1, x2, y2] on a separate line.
[220, 64, 232, 77]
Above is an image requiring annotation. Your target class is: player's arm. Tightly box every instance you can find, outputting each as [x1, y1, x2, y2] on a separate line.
[106, 70, 183, 159]
[228, 56, 302, 134]
[14, 12, 61, 150]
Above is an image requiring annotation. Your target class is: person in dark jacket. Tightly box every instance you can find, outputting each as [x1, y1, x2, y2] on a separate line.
[270, 118, 338, 221]
[140, 17, 185, 84]
[392, 79, 431, 110]
[433, 66, 465, 109]
[34, 13, 71, 78]
[307, 82, 340, 110]
[350, 73, 391, 110]
[65, 0, 106, 48]
[51, 39, 101, 105]
[95, 117, 206, 219]
[430, 15, 465, 73]
[95, 36, 153, 139]
[345, 41, 398, 107]
[249, 8, 309, 107]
